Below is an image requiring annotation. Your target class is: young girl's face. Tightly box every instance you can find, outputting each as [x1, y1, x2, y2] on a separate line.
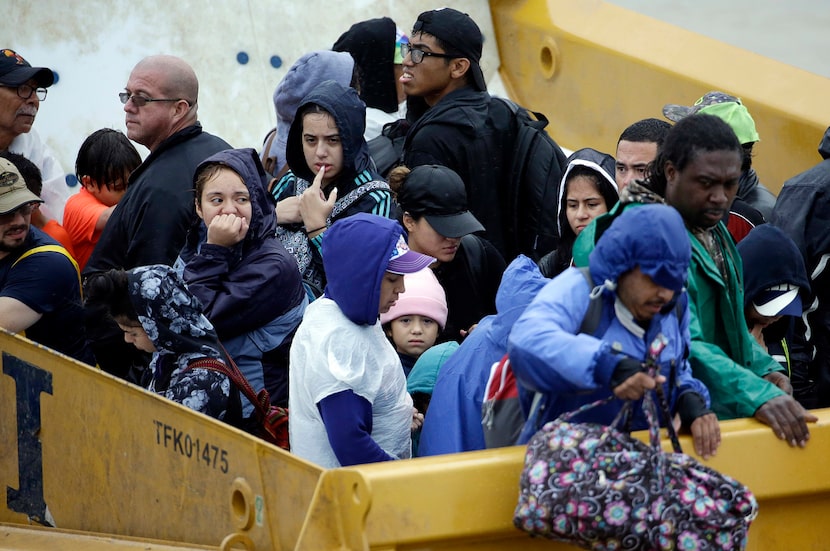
[565, 175, 608, 235]
[302, 111, 343, 186]
[116, 320, 156, 353]
[196, 168, 252, 227]
[388, 314, 439, 358]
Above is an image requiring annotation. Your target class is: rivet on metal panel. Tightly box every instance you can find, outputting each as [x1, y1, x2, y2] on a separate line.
[539, 37, 560, 79]
[230, 477, 256, 531]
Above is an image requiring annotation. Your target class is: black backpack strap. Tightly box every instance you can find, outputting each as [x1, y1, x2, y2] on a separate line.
[367, 134, 400, 178]
[460, 234, 487, 311]
[576, 267, 603, 335]
[367, 119, 409, 178]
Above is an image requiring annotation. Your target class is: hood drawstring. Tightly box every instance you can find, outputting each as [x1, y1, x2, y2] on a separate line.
[589, 279, 616, 300]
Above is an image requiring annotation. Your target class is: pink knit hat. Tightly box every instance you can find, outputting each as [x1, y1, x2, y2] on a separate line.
[379, 268, 448, 329]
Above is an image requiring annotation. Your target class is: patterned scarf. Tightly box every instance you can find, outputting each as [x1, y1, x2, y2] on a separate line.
[127, 265, 223, 388]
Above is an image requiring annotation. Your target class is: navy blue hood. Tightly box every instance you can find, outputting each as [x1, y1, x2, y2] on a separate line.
[194, 148, 277, 244]
[819, 126, 830, 160]
[738, 224, 811, 308]
[589, 204, 690, 293]
[285, 80, 376, 184]
[322, 213, 405, 325]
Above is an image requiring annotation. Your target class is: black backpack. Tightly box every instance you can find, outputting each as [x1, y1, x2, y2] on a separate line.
[369, 96, 568, 260]
[494, 98, 568, 262]
[367, 119, 411, 179]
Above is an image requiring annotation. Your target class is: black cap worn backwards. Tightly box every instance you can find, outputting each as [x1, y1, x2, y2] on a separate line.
[412, 8, 486, 91]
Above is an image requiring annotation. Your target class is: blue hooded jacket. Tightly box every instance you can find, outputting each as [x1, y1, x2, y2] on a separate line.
[181, 148, 306, 338]
[418, 255, 549, 456]
[509, 204, 710, 443]
[179, 148, 307, 411]
[322, 213, 405, 325]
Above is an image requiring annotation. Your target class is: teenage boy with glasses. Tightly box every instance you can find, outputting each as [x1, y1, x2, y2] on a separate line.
[399, 9, 564, 262]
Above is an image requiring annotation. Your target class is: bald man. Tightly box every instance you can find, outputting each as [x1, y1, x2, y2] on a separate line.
[83, 55, 231, 380]
[85, 55, 231, 273]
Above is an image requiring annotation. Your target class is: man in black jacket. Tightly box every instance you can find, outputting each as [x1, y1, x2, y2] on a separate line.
[85, 55, 231, 274]
[84, 55, 231, 380]
[772, 126, 830, 408]
[400, 8, 520, 260]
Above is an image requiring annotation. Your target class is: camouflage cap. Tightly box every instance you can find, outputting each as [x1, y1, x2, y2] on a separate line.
[663, 91, 760, 144]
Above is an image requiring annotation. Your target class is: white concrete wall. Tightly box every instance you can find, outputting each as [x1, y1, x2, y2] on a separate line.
[5, 1, 499, 188]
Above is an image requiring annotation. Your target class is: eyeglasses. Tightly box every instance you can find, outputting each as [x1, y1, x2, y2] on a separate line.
[400, 43, 457, 65]
[0, 202, 38, 223]
[0, 84, 47, 101]
[118, 92, 190, 108]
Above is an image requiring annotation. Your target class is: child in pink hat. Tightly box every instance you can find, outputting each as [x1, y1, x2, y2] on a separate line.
[380, 268, 448, 377]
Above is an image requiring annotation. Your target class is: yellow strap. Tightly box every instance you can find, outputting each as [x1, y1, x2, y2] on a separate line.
[11, 245, 83, 299]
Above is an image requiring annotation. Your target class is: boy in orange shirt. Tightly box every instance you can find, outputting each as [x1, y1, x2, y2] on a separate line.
[64, 129, 141, 270]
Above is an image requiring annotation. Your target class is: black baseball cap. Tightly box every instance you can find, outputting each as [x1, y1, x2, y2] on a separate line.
[398, 165, 484, 238]
[412, 8, 486, 92]
[0, 49, 54, 87]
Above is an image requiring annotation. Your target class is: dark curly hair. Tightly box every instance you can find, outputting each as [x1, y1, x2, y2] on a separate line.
[645, 114, 742, 197]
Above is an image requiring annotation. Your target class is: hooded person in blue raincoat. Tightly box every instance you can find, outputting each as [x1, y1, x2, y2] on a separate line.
[417, 254, 549, 456]
[288, 213, 435, 468]
[509, 204, 721, 459]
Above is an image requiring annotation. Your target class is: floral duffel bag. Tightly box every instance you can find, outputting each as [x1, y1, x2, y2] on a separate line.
[514, 393, 758, 550]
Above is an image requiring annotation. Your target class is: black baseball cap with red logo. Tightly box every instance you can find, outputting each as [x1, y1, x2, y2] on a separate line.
[0, 49, 54, 87]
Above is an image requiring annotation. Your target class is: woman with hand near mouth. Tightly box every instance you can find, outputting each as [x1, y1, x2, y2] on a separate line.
[177, 148, 307, 413]
[538, 148, 618, 279]
[389, 164, 506, 343]
[271, 80, 396, 300]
